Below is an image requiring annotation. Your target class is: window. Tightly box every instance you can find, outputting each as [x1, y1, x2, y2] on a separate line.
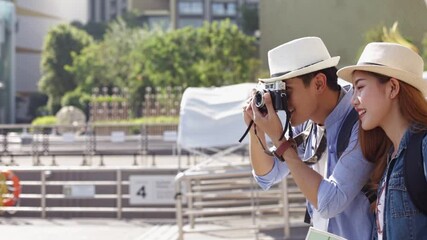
[146, 16, 170, 30]
[178, 0, 203, 15]
[212, 2, 236, 16]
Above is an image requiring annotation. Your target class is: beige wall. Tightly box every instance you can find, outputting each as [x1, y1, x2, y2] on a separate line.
[260, 0, 427, 70]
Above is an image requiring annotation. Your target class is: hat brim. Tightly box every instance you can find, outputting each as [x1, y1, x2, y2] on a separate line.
[259, 56, 340, 83]
[337, 65, 427, 96]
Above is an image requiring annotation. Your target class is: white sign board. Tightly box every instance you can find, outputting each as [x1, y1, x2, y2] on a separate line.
[62, 132, 75, 142]
[129, 175, 179, 205]
[111, 131, 125, 142]
[163, 131, 177, 142]
[63, 185, 95, 198]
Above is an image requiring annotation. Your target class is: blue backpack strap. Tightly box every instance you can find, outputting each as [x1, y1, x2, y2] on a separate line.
[337, 108, 377, 204]
[336, 108, 358, 159]
[404, 131, 427, 214]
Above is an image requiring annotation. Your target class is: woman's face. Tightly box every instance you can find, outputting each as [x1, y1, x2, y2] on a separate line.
[351, 71, 392, 130]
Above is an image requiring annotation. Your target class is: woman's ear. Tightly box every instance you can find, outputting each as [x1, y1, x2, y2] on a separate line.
[389, 78, 400, 99]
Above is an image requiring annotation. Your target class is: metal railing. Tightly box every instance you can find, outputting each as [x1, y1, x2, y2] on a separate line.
[0, 123, 179, 166]
[0, 166, 179, 218]
[174, 163, 306, 240]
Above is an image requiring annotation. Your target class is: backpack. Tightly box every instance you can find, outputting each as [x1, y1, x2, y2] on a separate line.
[404, 131, 427, 214]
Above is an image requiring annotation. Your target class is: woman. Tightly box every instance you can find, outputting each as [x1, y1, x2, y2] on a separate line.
[337, 42, 427, 240]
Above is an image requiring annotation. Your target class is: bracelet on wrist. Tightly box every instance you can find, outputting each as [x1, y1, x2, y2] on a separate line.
[272, 139, 296, 162]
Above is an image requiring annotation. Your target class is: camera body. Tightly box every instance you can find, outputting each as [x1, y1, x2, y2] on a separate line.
[254, 80, 288, 114]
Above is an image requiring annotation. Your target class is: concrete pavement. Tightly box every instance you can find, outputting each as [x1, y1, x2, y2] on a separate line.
[0, 217, 309, 240]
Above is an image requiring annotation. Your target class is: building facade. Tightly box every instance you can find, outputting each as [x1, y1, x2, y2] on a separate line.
[13, 0, 128, 122]
[259, 0, 427, 70]
[89, 0, 128, 23]
[129, 0, 258, 30]
[0, 0, 15, 123]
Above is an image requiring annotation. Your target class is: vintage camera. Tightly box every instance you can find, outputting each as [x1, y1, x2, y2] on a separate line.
[254, 80, 288, 114]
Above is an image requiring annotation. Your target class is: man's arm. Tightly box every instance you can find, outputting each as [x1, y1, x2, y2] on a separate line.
[315, 123, 373, 218]
[249, 128, 275, 176]
[275, 140, 323, 208]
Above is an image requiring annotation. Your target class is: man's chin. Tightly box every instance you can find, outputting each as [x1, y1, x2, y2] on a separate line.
[289, 117, 301, 126]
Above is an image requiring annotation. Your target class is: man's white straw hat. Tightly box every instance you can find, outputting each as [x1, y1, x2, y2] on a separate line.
[338, 42, 427, 96]
[259, 36, 340, 82]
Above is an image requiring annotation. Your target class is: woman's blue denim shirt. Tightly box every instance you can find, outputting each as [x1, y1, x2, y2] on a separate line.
[373, 128, 427, 240]
[253, 88, 375, 240]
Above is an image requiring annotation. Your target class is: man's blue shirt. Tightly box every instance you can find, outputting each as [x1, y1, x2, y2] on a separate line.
[253, 87, 375, 240]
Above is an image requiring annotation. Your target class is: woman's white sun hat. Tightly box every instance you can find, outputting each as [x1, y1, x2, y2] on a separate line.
[338, 42, 427, 96]
[259, 37, 340, 83]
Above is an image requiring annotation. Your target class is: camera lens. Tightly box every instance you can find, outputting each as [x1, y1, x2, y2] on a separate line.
[254, 91, 264, 108]
[254, 90, 268, 114]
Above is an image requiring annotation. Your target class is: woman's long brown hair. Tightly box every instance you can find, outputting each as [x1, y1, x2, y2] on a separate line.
[358, 72, 427, 210]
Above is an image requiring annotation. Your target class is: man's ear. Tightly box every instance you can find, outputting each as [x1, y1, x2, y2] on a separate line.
[389, 78, 400, 99]
[314, 72, 327, 92]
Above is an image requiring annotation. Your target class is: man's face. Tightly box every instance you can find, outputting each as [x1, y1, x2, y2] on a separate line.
[285, 77, 318, 126]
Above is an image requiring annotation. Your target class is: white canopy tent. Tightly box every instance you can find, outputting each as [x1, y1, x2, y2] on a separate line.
[177, 83, 256, 169]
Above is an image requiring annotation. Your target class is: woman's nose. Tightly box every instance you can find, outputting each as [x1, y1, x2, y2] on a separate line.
[351, 94, 359, 106]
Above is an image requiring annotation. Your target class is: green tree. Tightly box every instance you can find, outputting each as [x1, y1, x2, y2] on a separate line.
[141, 27, 203, 87]
[39, 24, 93, 114]
[72, 21, 107, 41]
[66, 19, 260, 118]
[195, 20, 260, 86]
[142, 20, 260, 88]
[61, 89, 91, 115]
[66, 19, 153, 116]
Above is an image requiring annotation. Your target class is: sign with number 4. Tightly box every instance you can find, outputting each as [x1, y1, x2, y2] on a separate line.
[129, 175, 178, 205]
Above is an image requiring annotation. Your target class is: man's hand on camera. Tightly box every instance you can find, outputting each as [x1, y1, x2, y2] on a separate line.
[251, 92, 283, 140]
[243, 96, 254, 127]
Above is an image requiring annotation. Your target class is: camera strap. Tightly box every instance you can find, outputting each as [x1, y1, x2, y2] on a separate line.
[294, 122, 327, 165]
[238, 120, 253, 143]
[239, 110, 294, 157]
[253, 123, 274, 156]
[238, 120, 273, 156]
[281, 109, 293, 140]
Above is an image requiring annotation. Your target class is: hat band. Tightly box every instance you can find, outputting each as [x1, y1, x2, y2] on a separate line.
[270, 59, 325, 78]
[358, 62, 385, 66]
[271, 71, 291, 78]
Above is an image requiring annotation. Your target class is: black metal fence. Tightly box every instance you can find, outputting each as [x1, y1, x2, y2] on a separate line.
[0, 123, 180, 166]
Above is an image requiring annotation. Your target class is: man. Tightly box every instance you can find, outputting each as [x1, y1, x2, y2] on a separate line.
[243, 37, 374, 239]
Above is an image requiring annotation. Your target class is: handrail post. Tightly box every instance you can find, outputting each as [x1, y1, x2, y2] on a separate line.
[175, 172, 185, 240]
[116, 169, 122, 219]
[282, 177, 290, 238]
[41, 170, 47, 218]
